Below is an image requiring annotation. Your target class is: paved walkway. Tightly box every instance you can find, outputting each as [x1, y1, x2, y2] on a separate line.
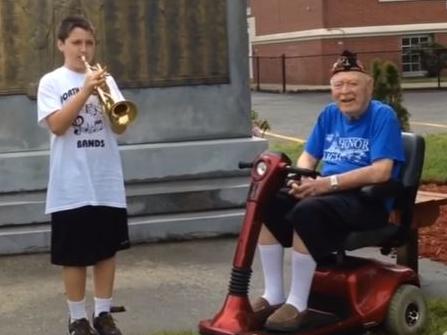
[1, 237, 446, 335]
[251, 89, 447, 141]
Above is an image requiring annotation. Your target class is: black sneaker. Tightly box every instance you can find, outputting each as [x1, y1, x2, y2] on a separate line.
[68, 318, 98, 335]
[93, 312, 123, 335]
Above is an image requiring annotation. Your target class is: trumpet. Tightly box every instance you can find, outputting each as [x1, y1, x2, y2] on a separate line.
[81, 56, 137, 134]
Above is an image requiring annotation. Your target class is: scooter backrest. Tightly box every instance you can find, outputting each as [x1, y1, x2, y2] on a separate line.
[341, 133, 425, 252]
[400, 132, 425, 189]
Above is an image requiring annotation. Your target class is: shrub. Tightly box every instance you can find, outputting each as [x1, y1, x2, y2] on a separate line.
[372, 59, 410, 131]
[251, 110, 271, 137]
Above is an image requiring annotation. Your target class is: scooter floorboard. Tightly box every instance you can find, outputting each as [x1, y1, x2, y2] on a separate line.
[239, 309, 344, 335]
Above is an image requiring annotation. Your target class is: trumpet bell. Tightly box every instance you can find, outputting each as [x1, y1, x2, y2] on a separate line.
[108, 100, 138, 135]
[81, 56, 138, 134]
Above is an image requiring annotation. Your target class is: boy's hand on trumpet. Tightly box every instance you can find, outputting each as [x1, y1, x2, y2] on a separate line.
[81, 56, 107, 95]
[83, 69, 107, 94]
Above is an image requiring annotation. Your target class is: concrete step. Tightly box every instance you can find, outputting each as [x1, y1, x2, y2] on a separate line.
[0, 176, 249, 227]
[126, 176, 249, 216]
[0, 208, 245, 255]
[0, 137, 266, 193]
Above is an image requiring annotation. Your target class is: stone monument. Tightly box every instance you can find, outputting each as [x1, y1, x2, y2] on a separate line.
[0, 0, 266, 254]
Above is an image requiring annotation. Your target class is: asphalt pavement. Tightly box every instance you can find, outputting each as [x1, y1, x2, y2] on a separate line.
[1, 237, 447, 335]
[251, 90, 447, 140]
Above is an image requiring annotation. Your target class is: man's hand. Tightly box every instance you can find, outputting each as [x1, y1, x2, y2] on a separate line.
[288, 177, 330, 199]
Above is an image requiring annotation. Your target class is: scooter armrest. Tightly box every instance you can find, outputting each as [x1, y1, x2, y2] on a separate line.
[360, 180, 404, 199]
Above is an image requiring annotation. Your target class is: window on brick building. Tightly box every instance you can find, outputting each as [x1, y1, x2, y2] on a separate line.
[401, 35, 432, 76]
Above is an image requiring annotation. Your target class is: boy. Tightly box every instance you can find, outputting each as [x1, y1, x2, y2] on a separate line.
[37, 15, 130, 335]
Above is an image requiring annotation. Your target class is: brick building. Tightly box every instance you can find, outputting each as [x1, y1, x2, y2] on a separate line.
[248, 0, 447, 85]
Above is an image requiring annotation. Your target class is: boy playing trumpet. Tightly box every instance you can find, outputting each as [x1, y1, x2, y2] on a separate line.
[37, 15, 129, 335]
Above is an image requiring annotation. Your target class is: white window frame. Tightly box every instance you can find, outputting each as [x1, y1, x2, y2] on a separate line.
[401, 35, 432, 77]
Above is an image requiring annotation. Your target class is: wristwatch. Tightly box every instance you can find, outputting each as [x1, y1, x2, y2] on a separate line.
[330, 175, 340, 191]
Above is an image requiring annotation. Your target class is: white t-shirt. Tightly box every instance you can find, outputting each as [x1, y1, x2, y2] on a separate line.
[37, 66, 127, 214]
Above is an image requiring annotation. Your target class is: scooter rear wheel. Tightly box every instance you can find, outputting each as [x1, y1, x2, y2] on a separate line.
[384, 284, 427, 335]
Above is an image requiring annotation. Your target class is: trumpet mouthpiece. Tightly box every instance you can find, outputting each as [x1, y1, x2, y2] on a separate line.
[81, 56, 90, 66]
[81, 56, 91, 72]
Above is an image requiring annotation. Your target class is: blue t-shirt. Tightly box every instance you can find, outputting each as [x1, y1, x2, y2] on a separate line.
[305, 100, 405, 181]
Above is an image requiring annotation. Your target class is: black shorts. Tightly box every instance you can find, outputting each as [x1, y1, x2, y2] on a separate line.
[261, 190, 388, 260]
[51, 206, 130, 266]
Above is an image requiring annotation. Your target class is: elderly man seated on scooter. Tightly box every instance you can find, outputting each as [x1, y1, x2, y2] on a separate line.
[253, 50, 406, 332]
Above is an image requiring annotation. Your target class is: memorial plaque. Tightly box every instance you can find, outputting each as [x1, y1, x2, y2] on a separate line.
[0, 0, 229, 96]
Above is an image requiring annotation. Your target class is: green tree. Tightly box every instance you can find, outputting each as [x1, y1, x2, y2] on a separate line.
[416, 42, 447, 78]
[372, 59, 410, 131]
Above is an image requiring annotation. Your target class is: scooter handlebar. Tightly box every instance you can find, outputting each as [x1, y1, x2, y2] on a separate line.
[286, 166, 320, 178]
[238, 162, 253, 169]
[238, 161, 319, 179]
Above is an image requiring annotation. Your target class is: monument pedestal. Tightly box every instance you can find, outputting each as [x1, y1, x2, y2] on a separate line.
[0, 137, 267, 254]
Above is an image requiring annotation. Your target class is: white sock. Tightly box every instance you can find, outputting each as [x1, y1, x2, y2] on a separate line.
[258, 244, 285, 305]
[94, 297, 112, 317]
[286, 250, 317, 312]
[67, 298, 87, 321]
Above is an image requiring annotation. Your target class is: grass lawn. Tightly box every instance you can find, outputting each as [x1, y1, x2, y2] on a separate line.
[422, 133, 447, 183]
[423, 299, 447, 334]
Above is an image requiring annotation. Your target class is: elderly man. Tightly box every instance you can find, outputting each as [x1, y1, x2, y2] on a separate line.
[252, 50, 405, 332]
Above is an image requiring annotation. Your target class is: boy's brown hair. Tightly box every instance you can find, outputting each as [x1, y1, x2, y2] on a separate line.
[57, 15, 95, 42]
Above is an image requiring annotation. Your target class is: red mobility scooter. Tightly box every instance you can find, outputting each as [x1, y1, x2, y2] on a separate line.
[199, 133, 427, 335]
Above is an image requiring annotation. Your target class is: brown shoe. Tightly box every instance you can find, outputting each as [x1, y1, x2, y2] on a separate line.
[251, 297, 282, 324]
[265, 303, 306, 332]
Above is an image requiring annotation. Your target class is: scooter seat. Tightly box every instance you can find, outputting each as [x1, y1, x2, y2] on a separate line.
[343, 223, 400, 251]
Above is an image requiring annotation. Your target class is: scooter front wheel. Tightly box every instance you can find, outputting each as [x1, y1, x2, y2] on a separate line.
[384, 284, 428, 335]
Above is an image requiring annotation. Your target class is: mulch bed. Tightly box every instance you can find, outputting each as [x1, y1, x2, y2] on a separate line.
[418, 183, 447, 265]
